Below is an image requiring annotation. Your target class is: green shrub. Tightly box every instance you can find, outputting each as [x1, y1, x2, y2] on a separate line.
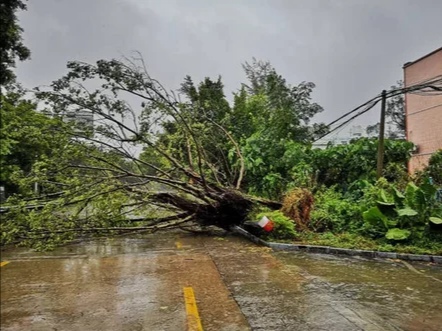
[310, 138, 413, 189]
[298, 231, 442, 255]
[299, 232, 379, 250]
[310, 187, 362, 232]
[255, 210, 297, 240]
[426, 149, 442, 185]
[361, 178, 442, 241]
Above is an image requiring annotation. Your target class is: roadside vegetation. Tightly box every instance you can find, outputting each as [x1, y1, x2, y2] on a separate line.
[1, 2, 441, 253]
[250, 151, 442, 255]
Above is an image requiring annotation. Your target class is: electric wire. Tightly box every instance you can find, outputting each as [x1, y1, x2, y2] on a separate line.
[311, 77, 442, 142]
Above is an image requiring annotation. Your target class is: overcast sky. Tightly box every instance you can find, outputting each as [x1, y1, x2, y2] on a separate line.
[16, 0, 442, 136]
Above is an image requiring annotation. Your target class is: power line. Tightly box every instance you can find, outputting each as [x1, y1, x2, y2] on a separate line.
[313, 99, 381, 143]
[324, 94, 380, 129]
[311, 77, 442, 142]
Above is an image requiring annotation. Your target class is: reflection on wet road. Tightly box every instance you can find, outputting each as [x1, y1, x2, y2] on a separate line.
[1, 231, 441, 330]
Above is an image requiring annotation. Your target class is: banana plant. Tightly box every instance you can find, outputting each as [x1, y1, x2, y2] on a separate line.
[363, 179, 442, 241]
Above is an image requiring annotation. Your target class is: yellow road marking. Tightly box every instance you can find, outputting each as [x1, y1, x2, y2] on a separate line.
[0, 261, 10, 267]
[183, 287, 203, 331]
[176, 241, 183, 249]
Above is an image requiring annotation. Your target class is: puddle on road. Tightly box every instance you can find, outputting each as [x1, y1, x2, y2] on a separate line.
[0, 233, 249, 331]
[1, 231, 204, 261]
[203, 235, 442, 330]
[273, 251, 442, 331]
[0, 232, 192, 331]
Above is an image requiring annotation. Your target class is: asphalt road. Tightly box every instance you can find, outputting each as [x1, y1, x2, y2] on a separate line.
[1, 231, 441, 330]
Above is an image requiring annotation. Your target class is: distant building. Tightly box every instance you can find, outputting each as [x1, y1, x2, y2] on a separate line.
[63, 110, 94, 135]
[349, 125, 363, 138]
[404, 47, 442, 173]
[312, 125, 367, 149]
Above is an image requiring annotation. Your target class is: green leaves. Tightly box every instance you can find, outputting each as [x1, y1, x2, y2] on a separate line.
[385, 228, 411, 240]
[363, 206, 385, 224]
[241, 59, 325, 143]
[363, 206, 394, 229]
[397, 208, 418, 217]
[377, 189, 395, 206]
[426, 150, 442, 185]
[311, 138, 413, 188]
[0, 0, 31, 85]
[255, 210, 297, 240]
[0, 92, 70, 195]
[429, 217, 442, 225]
[361, 178, 441, 241]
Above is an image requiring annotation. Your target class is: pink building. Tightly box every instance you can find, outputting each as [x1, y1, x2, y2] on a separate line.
[404, 47, 442, 173]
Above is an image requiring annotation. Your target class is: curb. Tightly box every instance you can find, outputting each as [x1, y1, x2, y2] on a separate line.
[231, 226, 442, 264]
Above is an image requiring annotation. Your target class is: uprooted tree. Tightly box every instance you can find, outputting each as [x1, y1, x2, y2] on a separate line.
[4, 57, 301, 248]
[1, 54, 331, 249]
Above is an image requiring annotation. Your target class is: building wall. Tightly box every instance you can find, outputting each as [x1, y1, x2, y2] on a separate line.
[404, 48, 442, 173]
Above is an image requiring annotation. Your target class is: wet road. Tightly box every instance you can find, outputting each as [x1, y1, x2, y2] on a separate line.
[1, 231, 442, 330]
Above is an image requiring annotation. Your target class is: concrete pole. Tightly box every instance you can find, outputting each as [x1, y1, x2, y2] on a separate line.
[376, 90, 387, 179]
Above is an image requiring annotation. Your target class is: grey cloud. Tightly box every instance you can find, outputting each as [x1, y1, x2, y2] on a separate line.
[16, 0, 442, 129]
[17, 0, 146, 86]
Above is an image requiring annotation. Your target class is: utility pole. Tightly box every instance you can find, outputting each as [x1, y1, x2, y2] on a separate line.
[376, 90, 387, 179]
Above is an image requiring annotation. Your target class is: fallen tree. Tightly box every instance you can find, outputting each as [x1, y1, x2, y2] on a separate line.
[1, 56, 281, 248]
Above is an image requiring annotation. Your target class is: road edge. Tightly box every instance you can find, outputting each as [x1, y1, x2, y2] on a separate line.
[231, 226, 442, 264]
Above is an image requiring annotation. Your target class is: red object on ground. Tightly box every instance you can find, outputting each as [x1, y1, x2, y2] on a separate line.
[262, 220, 274, 232]
[258, 216, 274, 232]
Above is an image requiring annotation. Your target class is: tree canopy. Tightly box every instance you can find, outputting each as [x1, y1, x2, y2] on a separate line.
[0, 89, 69, 196]
[0, 0, 31, 86]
